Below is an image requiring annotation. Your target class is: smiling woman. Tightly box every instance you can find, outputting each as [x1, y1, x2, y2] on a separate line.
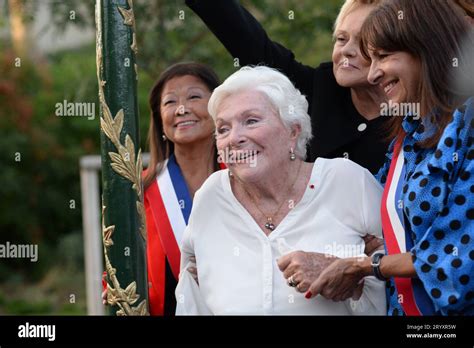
[175, 66, 387, 315]
[306, 0, 474, 316]
[360, 0, 473, 147]
[332, 3, 378, 89]
[368, 52, 421, 105]
[141, 62, 222, 315]
[159, 75, 215, 147]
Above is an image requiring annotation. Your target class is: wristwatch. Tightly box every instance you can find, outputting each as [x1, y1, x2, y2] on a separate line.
[371, 252, 387, 281]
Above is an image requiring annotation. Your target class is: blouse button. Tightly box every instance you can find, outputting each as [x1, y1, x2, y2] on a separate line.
[357, 123, 367, 132]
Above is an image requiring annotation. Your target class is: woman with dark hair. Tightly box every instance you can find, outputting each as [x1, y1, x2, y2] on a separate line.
[143, 62, 224, 316]
[103, 62, 222, 315]
[143, 62, 221, 190]
[306, 0, 473, 315]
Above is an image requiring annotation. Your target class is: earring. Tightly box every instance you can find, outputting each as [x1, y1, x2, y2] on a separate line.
[289, 148, 296, 161]
[162, 134, 167, 141]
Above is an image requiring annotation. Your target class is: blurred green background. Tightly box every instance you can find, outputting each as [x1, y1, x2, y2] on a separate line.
[0, 0, 340, 314]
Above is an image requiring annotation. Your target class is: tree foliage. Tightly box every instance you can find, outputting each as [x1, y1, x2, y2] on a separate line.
[0, 0, 341, 312]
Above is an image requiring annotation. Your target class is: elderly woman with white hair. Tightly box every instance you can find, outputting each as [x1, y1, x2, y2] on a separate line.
[175, 66, 386, 315]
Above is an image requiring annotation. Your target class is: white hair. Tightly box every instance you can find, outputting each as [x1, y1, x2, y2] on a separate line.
[208, 66, 313, 160]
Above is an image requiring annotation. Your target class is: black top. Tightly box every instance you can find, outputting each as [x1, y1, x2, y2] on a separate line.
[186, 0, 390, 174]
[164, 257, 177, 316]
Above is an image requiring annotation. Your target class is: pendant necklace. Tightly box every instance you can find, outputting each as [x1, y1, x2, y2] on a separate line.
[233, 160, 303, 232]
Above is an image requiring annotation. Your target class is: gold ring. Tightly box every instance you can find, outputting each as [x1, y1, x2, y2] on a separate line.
[287, 275, 297, 287]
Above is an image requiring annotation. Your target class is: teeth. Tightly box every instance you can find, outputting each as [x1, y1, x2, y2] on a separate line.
[177, 121, 197, 127]
[384, 81, 397, 94]
[233, 151, 259, 161]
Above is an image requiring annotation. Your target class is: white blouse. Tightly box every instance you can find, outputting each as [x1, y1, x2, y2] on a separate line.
[176, 158, 387, 315]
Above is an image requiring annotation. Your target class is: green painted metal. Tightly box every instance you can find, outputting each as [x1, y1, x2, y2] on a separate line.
[96, 0, 149, 316]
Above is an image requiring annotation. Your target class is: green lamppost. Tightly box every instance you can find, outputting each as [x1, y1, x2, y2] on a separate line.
[95, 0, 148, 316]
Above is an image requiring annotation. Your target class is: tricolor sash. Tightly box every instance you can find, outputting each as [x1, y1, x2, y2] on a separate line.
[145, 156, 225, 315]
[147, 155, 193, 281]
[381, 136, 435, 316]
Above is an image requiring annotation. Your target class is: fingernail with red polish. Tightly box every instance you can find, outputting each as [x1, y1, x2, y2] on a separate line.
[305, 291, 312, 299]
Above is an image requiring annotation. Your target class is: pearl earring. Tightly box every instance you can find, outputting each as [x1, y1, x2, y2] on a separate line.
[289, 148, 296, 161]
[162, 134, 167, 141]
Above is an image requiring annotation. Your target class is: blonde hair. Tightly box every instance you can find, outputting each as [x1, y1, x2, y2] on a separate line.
[333, 0, 381, 33]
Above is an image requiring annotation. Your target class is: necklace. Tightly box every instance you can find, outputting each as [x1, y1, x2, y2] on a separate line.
[233, 161, 303, 232]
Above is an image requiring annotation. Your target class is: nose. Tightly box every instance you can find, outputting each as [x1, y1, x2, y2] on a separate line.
[228, 124, 247, 148]
[367, 61, 383, 85]
[341, 39, 357, 58]
[175, 98, 189, 116]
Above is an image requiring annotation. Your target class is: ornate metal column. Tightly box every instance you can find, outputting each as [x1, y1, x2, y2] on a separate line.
[95, 0, 149, 316]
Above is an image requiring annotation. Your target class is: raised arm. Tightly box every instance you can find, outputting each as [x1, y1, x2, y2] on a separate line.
[186, 0, 315, 97]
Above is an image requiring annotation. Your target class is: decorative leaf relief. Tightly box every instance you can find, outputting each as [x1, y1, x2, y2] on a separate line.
[113, 109, 124, 135]
[133, 300, 148, 316]
[102, 205, 149, 316]
[125, 135, 136, 164]
[136, 200, 146, 241]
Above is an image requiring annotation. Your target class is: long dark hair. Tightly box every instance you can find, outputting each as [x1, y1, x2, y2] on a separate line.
[360, 0, 473, 148]
[143, 62, 220, 189]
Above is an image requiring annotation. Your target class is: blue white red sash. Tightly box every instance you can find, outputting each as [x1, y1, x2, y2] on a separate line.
[145, 157, 225, 315]
[381, 136, 434, 316]
[147, 155, 192, 280]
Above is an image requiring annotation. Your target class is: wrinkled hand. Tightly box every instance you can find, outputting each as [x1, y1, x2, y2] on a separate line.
[363, 234, 384, 256]
[277, 251, 338, 293]
[187, 255, 198, 284]
[306, 257, 365, 301]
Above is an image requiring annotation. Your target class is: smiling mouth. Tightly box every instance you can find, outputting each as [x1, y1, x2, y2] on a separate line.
[232, 150, 260, 161]
[383, 80, 399, 95]
[175, 120, 198, 128]
[339, 62, 359, 70]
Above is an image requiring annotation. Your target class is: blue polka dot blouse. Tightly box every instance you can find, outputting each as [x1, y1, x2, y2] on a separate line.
[376, 97, 474, 315]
